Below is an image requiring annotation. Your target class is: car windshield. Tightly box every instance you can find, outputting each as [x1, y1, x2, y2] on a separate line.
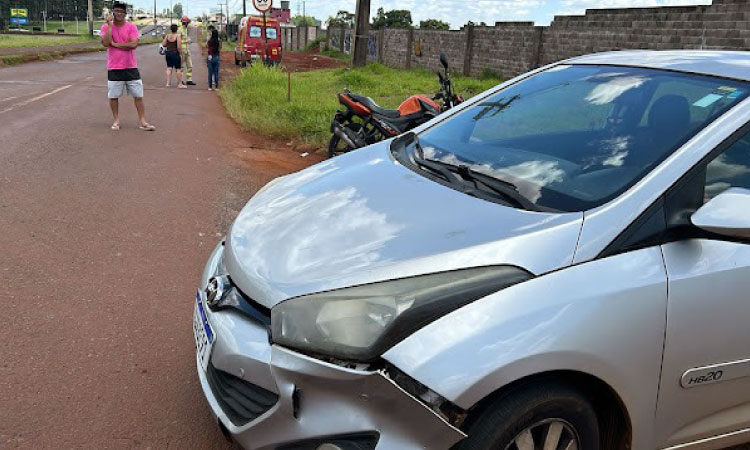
[249, 26, 261, 38]
[408, 65, 749, 212]
[266, 28, 277, 39]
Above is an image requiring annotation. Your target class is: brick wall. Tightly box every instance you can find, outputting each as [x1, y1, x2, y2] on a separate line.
[411, 29, 468, 73]
[471, 23, 542, 77]
[328, 0, 750, 78]
[281, 25, 322, 51]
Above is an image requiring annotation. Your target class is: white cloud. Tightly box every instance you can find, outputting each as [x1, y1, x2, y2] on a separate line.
[133, 0, 713, 32]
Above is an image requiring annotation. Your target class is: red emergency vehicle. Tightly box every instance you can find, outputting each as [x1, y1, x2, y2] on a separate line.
[234, 16, 282, 66]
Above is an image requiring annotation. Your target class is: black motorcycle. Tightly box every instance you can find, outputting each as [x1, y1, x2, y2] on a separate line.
[328, 53, 463, 158]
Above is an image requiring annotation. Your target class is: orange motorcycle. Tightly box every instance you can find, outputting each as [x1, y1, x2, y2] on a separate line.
[329, 53, 463, 158]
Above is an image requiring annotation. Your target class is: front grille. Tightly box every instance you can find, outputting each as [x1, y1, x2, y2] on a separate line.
[206, 362, 279, 426]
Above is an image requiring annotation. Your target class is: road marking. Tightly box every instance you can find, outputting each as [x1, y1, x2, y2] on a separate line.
[0, 84, 73, 115]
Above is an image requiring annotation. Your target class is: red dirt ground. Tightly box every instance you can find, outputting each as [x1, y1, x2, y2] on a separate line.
[215, 48, 347, 78]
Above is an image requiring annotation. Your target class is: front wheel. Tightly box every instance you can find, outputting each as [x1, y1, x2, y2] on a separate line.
[328, 122, 362, 158]
[454, 381, 600, 450]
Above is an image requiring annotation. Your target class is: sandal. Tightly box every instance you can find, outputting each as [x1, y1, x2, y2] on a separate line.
[139, 124, 156, 131]
[111, 123, 120, 130]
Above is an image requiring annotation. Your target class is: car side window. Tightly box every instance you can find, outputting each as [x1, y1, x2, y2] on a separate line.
[704, 132, 750, 202]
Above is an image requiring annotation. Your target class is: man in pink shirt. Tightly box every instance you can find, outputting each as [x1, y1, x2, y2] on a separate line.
[100, 2, 155, 131]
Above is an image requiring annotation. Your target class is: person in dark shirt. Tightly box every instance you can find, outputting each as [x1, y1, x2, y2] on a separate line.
[161, 24, 185, 88]
[207, 29, 221, 91]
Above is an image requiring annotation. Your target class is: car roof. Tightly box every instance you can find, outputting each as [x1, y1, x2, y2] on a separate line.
[564, 50, 750, 82]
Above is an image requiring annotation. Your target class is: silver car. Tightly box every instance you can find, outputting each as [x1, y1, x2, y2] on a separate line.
[193, 51, 750, 450]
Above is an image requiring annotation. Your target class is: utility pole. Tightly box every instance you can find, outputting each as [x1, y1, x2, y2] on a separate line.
[154, 0, 157, 27]
[352, 0, 370, 66]
[218, 2, 223, 32]
[242, 0, 245, 19]
[87, 0, 93, 35]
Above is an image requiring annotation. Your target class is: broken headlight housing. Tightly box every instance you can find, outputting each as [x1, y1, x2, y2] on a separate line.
[270, 266, 532, 362]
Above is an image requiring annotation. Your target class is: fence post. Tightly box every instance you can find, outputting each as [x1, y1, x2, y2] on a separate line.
[532, 26, 545, 69]
[340, 27, 345, 52]
[406, 28, 414, 69]
[463, 24, 474, 76]
[378, 28, 384, 63]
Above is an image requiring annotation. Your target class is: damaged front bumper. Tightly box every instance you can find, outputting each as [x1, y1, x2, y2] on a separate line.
[194, 244, 466, 450]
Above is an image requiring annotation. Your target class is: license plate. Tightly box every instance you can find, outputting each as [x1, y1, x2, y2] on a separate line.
[193, 290, 214, 372]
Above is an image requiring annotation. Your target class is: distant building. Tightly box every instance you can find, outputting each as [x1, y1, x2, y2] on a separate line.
[268, 0, 290, 24]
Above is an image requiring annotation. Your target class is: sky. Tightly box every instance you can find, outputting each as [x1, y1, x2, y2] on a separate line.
[133, 0, 713, 28]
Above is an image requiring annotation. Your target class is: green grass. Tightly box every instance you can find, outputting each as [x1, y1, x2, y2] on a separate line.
[220, 63, 501, 146]
[7, 19, 106, 35]
[0, 54, 25, 65]
[320, 49, 350, 62]
[0, 34, 98, 48]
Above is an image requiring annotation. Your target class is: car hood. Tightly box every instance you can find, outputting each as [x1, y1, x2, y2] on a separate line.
[225, 142, 583, 308]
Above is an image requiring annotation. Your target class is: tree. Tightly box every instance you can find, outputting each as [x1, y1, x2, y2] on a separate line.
[465, 20, 487, 27]
[371, 8, 412, 29]
[326, 10, 353, 28]
[419, 19, 449, 30]
[173, 2, 182, 18]
[291, 15, 320, 26]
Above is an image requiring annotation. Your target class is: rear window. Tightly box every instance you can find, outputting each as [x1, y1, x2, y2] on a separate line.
[266, 28, 277, 39]
[248, 26, 261, 38]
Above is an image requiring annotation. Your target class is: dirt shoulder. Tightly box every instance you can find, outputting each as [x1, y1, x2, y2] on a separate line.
[0, 41, 103, 57]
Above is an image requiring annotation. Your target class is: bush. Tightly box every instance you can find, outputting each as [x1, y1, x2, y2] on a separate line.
[304, 35, 326, 52]
[479, 67, 503, 81]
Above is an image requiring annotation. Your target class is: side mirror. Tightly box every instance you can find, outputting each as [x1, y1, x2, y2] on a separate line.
[439, 52, 449, 71]
[691, 187, 750, 239]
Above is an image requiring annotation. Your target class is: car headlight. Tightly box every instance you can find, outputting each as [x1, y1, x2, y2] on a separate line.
[271, 266, 532, 362]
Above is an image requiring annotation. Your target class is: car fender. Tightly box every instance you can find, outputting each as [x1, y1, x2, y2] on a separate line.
[383, 247, 668, 450]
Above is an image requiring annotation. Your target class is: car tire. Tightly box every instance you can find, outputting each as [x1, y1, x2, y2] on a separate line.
[455, 381, 600, 450]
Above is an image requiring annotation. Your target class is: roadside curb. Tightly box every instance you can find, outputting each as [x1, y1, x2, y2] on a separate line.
[0, 41, 160, 67]
[0, 46, 104, 67]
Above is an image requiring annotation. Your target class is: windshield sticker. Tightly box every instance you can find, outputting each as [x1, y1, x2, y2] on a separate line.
[694, 94, 724, 108]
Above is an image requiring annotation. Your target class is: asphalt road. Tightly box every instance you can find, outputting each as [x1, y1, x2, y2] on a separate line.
[0, 42, 248, 449]
[1, 42, 748, 450]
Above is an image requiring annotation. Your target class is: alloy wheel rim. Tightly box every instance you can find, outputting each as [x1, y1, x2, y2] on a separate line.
[503, 418, 580, 450]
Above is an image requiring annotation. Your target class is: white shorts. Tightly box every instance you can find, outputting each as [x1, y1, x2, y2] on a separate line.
[107, 79, 144, 99]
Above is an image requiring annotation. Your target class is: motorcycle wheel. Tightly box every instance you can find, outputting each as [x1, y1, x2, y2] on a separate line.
[328, 123, 362, 158]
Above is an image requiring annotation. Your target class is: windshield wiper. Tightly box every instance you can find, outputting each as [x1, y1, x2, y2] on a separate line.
[409, 135, 463, 185]
[408, 135, 542, 211]
[436, 160, 542, 211]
